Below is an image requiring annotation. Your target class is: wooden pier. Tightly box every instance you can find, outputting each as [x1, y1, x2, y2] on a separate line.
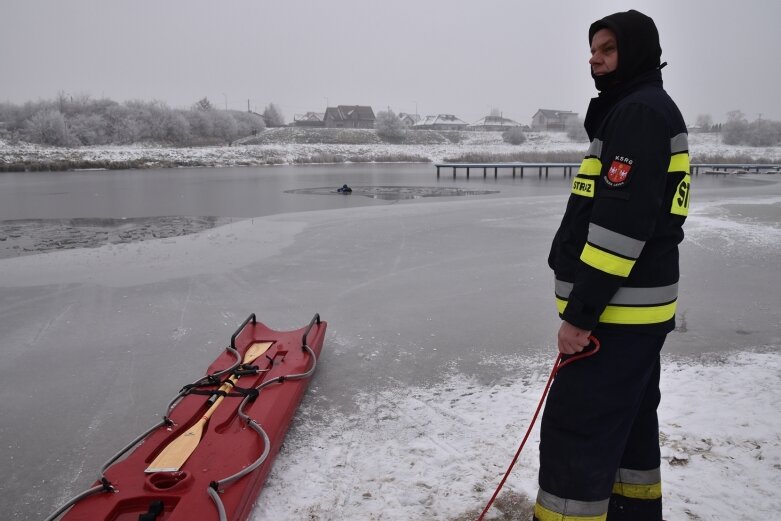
[434, 162, 780, 178]
[435, 163, 579, 179]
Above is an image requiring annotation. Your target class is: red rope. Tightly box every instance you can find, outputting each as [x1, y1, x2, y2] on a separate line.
[475, 336, 600, 521]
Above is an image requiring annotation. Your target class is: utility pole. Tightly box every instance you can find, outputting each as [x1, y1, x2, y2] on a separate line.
[223, 93, 227, 111]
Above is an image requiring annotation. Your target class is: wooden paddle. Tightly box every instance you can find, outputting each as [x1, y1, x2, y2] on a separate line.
[144, 341, 273, 473]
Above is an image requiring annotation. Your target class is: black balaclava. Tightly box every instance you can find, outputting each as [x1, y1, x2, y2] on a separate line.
[589, 9, 662, 92]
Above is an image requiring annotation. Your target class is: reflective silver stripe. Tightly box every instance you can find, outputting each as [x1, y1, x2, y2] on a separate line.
[555, 279, 678, 305]
[587, 223, 645, 259]
[615, 467, 661, 485]
[608, 284, 678, 305]
[537, 489, 609, 517]
[670, 133, 689, 154]
[555, 279, 574, 299]
[586, 138, 603, 158]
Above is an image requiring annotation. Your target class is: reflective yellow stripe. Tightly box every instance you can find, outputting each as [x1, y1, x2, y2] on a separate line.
[556, 298, 677, 325]
[534, 503, 606, 521]
[580, 243, 635, 277]
[670, 173, 691, 216]
[579, 158, 602, 176]
[599, 301, 676, 324]
[668, 152, 690, 173]
[571, 177, 595, 197]
[612, 481, 663, 500]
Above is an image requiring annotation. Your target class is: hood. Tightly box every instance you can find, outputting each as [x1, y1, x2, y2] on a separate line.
[589, 9, 662, 92]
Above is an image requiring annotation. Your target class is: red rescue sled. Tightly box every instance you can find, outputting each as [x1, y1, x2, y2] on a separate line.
[48, 313, 326, 521]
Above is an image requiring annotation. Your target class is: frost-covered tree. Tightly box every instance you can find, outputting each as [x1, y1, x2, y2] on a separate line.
[722, 110, 748, 145]
[721, 110, 781, 147]
[212, 110, 239, 143]
[186, 109, 215, 138]
[163, 111, 191, 144]
[24, 109, 69, 145]
[695, 114, 713, 131]
[745, 118, 781, 147]
[566, 118, 589, 142]
[374, 110, 407, 142]
[262, 103, 285, 127]
[104, 104, 141, 144]
[69, 113, 110, 145]
[193, 97, 214, 112]
[502, 126, 527, 145]
[232, 111, 265, 136]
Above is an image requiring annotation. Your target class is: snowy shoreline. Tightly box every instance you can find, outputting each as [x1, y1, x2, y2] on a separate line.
[254, 349, 781, 520]
[2, 131, 781, 171]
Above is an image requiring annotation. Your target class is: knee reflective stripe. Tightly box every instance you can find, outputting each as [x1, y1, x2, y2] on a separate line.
[580, 243, 635, 277]
[535, 490, 608, 521]
[612, 467, 662, 500]
[579, 157, 602, 176]
[587, 224, 645, 259]
[534, 504, 606, 521]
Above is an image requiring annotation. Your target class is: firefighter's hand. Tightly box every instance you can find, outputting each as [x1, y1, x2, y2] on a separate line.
[558, 321, 592, 354]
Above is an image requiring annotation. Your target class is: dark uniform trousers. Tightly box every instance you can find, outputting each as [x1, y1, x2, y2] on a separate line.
[534, 327, 664, 521]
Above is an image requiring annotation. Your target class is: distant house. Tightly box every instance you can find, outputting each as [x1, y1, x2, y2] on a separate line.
[413, 114, 468, 131]
[398, 112, 421, 127]
[531, 109, 579, 131]
[293, 112, 326, 127]
[468, 114, 521, 131]
[323, 105, 376, 129]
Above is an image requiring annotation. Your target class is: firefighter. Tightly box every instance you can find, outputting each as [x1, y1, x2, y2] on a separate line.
[534, 10, 689, 521]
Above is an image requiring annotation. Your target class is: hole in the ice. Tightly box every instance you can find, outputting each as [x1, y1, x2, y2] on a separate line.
[285, 186, 500, 200]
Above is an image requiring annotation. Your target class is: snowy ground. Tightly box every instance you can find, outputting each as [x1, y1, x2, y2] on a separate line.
[1, 168, 779, 520]
[2, 131, 781, 169]
[254, 350, 781, 521]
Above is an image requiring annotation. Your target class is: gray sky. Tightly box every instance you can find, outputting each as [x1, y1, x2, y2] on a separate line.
[2, 0, 779, 125]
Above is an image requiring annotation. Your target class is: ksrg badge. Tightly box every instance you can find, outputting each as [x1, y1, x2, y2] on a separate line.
[605, 156, 633, 187]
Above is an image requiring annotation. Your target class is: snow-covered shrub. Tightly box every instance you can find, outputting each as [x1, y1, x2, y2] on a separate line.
[263, 103, 285, 127]
[723, 110, 781, 147]
[502, 126, 526, 145]
[24, 110, 69, 146]
[374, 110, 407, 142]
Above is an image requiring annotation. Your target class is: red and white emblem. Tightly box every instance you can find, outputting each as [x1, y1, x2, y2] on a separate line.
[606, 157, 633, 186]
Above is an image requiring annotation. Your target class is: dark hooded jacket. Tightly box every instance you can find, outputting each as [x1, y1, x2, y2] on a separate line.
[548, 10, 690, 334]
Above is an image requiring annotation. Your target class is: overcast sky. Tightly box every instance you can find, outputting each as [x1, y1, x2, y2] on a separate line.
[2, 0, 779, 125]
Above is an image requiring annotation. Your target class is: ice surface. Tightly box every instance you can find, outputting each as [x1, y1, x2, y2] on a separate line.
[1, 170, 779, 520]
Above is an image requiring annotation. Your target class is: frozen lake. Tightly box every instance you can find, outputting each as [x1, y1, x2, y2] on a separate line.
[1, 165, 779, 520]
